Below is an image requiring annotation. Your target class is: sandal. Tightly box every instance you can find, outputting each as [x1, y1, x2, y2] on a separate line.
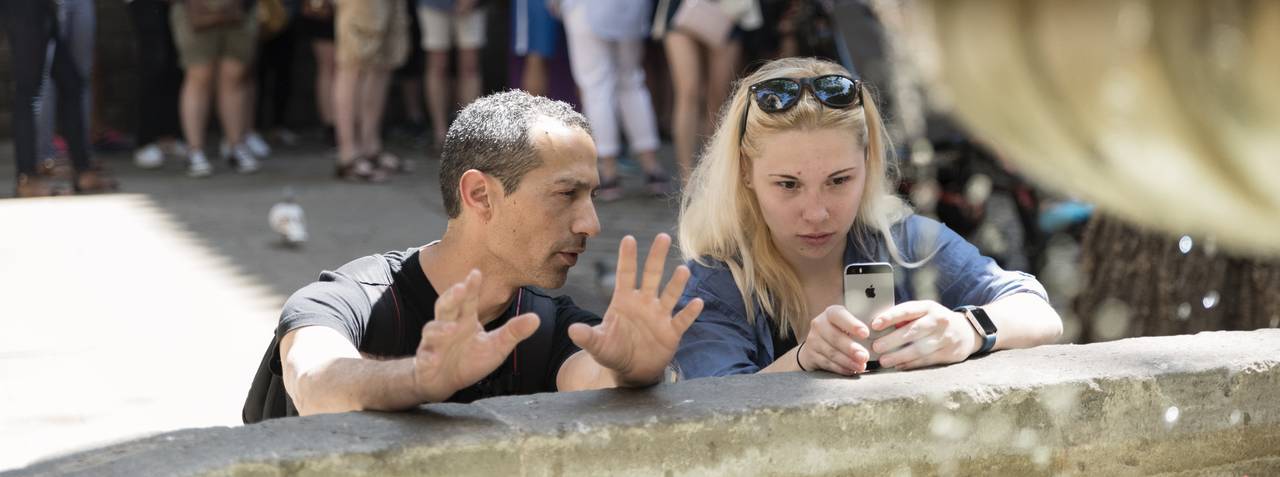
[335, 157, 389, 183]
[646, 172, 674, 197]
[374, 150, 416, 174]
[74, 166, 120, 194]
[36, 158, 73, 180]
[597, 176, 623, 202]
[14, 173, 68, 198]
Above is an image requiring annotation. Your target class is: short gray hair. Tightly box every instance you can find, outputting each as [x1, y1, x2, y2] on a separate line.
[439, 90, 592, 218]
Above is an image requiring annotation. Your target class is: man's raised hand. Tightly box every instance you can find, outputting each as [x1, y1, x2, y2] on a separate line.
[567, 234, 704, 386]
[412, 270, 539, 402]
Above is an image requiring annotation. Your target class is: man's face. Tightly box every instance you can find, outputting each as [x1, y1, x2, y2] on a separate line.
[486, 119, 600, 289]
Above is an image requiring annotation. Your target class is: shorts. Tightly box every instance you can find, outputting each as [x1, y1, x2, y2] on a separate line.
[335, 0, 410, 69]
[417, 6, 486, 51]
[169, 2, 258, 68]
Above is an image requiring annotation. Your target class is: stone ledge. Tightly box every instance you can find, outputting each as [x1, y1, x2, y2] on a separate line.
[9, 330, 1280, 476]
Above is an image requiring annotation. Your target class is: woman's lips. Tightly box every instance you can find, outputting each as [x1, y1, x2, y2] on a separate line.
[798, 232, 834, 247]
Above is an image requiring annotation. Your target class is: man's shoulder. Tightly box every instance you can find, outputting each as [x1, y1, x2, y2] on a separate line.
[328, 248, 418, 286]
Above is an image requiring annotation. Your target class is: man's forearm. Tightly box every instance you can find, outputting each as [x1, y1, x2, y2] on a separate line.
[292, 357, 437, 415]
[555, 351, 667, 391]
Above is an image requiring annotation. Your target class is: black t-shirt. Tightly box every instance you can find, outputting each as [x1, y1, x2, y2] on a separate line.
[243, 248, 602, 422]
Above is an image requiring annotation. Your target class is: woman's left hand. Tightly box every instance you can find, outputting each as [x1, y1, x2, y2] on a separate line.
[868, 300, 982, 370]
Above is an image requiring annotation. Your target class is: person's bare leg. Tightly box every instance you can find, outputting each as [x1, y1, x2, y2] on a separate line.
[456, 48, 481, 111]
[521, 54, 547, 97]
[313, 40, 337, 126]
[400, 76, 424, 125]
[425, 50, 451, 147]
[215, 58, 249, 147]
[334, 62, 363, 165]
[179, 63, 216, 152]
[635, 150, 662, 175]
[242, 65, 258, 143]
[706, 39, 741, 134]
[359, 67, 392, 157]
[663, 32, 703, 181]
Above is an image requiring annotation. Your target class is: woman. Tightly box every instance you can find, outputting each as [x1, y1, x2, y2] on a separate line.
[170, 0, 261, 176]
[562, 0, 671, 200]
[653, 0, 761, 182]
[675, 58, 1062, 378]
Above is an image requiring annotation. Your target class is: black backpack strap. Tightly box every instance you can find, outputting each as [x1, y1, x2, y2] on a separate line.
[513, 288, 560, 392]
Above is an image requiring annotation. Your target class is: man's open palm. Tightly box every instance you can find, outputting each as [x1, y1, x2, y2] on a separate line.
[413, 270, 539, 402]
[568, 234, 704, 386]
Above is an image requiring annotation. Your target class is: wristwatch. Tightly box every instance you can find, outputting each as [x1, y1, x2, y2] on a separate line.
[954, 305, 997, 355]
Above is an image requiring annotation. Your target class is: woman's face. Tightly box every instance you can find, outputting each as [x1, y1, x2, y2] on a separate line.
[748, 128, 867, 264]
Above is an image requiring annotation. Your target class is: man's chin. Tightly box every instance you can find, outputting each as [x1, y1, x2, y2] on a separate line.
[530, 267, 570, 290]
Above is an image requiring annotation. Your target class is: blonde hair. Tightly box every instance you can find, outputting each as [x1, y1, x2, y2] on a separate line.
[678, 57, 914, 340]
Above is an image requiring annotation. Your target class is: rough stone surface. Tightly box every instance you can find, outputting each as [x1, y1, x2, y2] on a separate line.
[8, 330, 1280, 476]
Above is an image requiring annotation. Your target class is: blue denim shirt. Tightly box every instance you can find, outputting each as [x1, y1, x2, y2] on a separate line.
[674, 214, 1049, 379]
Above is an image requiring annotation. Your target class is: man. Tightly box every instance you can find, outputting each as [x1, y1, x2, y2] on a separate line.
[244, 91, 704, 420]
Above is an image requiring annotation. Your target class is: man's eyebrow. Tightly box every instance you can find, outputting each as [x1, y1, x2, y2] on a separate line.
[553, 177, 593, 188]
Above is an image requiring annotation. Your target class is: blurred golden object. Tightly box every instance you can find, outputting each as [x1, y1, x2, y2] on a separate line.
[900, 0, 1280, 254]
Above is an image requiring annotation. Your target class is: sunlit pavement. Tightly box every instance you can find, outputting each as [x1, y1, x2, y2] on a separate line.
[0, 139, 680, 470]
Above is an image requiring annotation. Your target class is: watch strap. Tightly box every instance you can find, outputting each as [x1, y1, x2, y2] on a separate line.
[955, 305, 997, 354]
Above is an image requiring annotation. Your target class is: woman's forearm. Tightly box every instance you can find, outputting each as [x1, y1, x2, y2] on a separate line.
[981, 292, 1064, 351]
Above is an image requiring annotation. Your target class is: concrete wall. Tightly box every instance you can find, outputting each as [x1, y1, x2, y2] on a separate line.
[9, 329, 1280, 476]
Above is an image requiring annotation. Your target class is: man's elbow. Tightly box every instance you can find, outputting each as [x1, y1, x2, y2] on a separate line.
[287, 365, 358, 416]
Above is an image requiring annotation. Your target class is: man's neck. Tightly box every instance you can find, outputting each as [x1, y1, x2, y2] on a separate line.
[419, 229, 518, 326]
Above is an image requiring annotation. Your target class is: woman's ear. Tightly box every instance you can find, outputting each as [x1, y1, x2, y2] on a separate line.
[458, 169, 494, 221]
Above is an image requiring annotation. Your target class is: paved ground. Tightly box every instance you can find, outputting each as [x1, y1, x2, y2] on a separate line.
[0, 135, 685, 470]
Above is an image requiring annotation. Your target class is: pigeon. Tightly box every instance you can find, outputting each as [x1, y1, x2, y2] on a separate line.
[269, 188, 308, 246]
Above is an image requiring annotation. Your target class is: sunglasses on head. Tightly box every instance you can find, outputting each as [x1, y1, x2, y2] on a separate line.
[738, 74, 863, 144]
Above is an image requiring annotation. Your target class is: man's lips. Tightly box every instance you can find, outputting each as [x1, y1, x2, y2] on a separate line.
[557, 249, 584, 266]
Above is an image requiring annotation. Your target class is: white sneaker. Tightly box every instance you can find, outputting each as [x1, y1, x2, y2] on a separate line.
[232, 144, 260, 174]
[134, 144, 165, 169]
[188, 151, 213, 178]
[245, 131, 272, 158]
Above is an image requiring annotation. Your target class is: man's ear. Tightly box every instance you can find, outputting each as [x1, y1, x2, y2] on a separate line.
[459, 169, 496, 221]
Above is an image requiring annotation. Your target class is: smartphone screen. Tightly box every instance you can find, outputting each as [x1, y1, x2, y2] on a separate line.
[843, 262, 895, 369]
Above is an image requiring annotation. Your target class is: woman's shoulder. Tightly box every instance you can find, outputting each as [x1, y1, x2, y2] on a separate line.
[683, 257, 747, 307]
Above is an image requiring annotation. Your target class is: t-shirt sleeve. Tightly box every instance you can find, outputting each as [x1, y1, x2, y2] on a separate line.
[905, 216, 1051, 308]
[674, 267, 762, 379]
[270, 270, 374, 375]
[547, 295, 602, 387]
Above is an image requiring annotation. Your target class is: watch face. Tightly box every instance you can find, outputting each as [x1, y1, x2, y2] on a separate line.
[971, 307, 997, 335]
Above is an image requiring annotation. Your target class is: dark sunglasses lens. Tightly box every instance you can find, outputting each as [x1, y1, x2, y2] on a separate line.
[812, 76, 858, 107]
[753, 79, 802, 112]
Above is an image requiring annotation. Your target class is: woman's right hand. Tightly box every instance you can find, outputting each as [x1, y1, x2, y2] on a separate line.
[798, 305, 872, 375]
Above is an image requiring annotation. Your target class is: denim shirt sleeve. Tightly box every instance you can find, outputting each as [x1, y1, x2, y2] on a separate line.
[899, 215, 1050, 308]
[674, 261, 765, 379]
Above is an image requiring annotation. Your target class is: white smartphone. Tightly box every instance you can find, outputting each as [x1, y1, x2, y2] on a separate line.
[843, 262, 896, 370]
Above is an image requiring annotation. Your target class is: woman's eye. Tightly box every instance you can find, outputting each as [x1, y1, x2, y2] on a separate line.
[831, 176, 851, 185]
[777, 181, 798, 190]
